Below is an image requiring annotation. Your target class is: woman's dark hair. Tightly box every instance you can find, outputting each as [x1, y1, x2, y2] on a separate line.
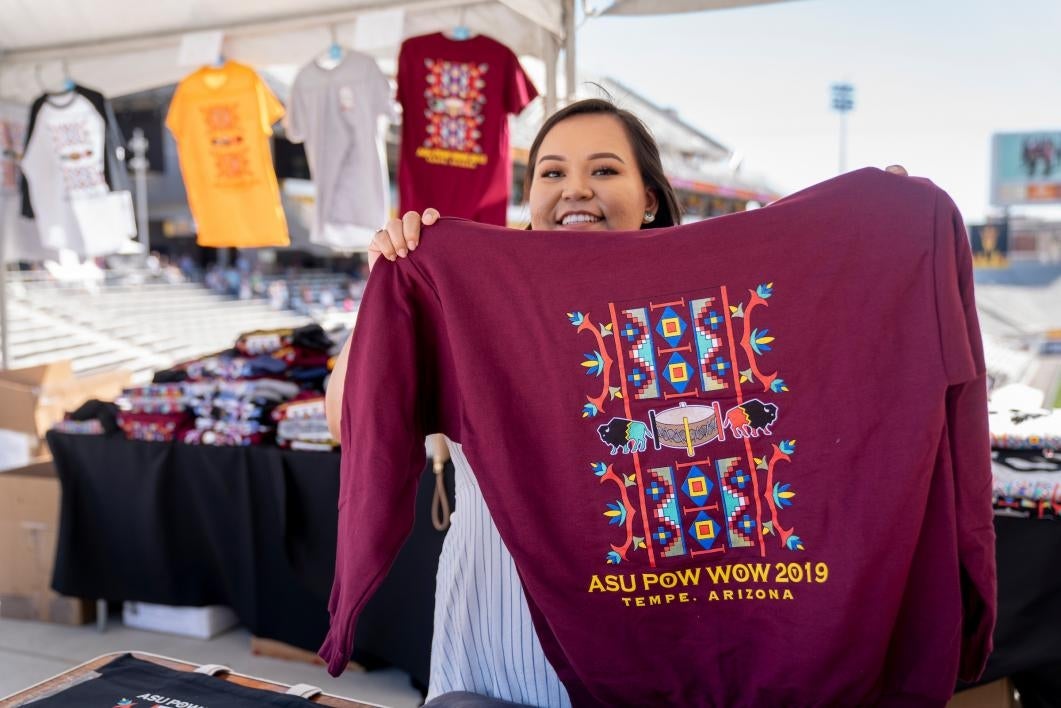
[523, 98, 682, 229]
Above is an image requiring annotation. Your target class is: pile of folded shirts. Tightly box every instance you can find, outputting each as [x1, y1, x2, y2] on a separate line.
[992, 451, 1061, 519]
[273, 396, 338, 451]
[989, 407, 1061, 452]
[115, 383, 195, 442]
[182, 379, 300, 447]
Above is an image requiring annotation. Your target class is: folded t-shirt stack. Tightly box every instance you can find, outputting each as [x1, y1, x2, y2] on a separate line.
[273, 396, 338, 451]
[989, 407, 1061, 452]
[114, 383, 194, 442]
[182, 379, 300, 447]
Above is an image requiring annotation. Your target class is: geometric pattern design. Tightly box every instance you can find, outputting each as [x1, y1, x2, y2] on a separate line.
[681, 464, 714, 504]
[688, 511, 721, 551]
[662, 352, 693, 394]
[646, 466, 687, 558]
[620, 307, 660, 399]
[716, 456, 755, 548]
[690, 297, 728, 392]
[654, 306, 688, 347]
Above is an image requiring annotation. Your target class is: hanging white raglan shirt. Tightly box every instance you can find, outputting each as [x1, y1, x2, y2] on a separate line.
[21, 92, 135, 257]
[286, 51, 395, 251]
[0, 101, 52, 262]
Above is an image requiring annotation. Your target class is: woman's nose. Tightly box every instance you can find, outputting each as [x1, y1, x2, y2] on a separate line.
[561, 178, 593, 201]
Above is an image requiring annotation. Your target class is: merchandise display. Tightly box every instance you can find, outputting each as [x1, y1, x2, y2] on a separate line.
[320, 169, 996, 706]
[287, 50, 396, 250]
[19, 86, 136, 256]
[166, 61, 290, 248]
[102, 325, 337, 447]
[396, 32, 537, 225]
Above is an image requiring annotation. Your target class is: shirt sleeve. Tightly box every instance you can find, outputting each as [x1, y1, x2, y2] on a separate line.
[933, 188, 996, 682]
[284, 73, 306, 144]
[317, 254, 459, 676]
[164, 83, 185, 141]
[504, 48, 538, 115]
[256, 76, 285, 135]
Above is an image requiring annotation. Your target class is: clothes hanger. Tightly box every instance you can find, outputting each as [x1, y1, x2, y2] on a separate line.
[448, 8, 473, 40]
[315, 25, 344, 69]
[60, 59, 75, 92]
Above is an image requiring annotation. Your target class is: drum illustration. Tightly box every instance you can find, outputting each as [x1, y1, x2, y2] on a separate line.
[649, 401, 725, 456]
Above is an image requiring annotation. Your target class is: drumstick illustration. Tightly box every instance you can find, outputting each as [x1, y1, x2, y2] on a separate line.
[682, 416, 694, 457]
[649, 410, 661, 450]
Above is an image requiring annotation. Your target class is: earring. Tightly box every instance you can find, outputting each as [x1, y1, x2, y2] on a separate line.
[643, 211, 656, 224]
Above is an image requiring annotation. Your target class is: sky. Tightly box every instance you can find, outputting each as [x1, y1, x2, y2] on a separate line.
[575, 0, 1061, 224]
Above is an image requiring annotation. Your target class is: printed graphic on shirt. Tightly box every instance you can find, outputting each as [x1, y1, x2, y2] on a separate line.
[415, 58, 488, 169]
[569, 282, 801, 576]
[200, 103, 253, 184]
[48, 118, 106, 196]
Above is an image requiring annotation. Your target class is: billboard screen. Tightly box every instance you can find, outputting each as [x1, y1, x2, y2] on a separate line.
[991, 131, 1061, 206]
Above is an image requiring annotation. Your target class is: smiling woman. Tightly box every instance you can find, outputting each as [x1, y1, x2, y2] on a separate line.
[525, 98, 682, 232]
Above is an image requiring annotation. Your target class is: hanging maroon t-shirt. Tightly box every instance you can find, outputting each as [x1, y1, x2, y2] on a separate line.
[320, 168, 996, 706]
[396, 32, 537, 225]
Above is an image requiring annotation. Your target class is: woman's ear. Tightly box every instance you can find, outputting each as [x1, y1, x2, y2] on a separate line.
[645, 187, 660, 216]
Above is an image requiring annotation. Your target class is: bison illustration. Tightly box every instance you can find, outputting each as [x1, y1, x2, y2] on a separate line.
[722, 399, 778, 439]
[597, 417, 654, 454]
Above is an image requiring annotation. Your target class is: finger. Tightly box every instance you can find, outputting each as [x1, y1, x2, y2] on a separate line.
[402, 211, 421, 253]
[383, 217, 407, 258]
[367, 250, 381, 273]
[422, 208, 440, 225]
[885, 164, 908, 176]
[373, 225, 398, 261]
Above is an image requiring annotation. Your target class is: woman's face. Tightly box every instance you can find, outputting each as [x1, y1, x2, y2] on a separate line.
[529, 113, 659, 232]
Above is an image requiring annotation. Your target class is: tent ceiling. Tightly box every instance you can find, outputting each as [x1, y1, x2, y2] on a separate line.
[597, 0, 799, 16]
[0, 0, 566, 101]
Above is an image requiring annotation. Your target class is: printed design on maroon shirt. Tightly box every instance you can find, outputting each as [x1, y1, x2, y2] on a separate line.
[415, 58, 488, 170]
[569, 282, 802, 572]
[200, 103, 252, 184]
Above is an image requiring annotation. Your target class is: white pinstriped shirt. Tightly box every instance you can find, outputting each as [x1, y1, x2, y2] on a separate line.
[427, 440, 572, 708]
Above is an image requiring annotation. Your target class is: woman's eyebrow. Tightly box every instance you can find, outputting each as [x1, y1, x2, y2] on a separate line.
[588, 152, 625, 163]
[537, 154, 565, 164]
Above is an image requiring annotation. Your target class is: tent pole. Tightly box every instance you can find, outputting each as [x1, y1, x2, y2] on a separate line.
[0, 56, 9, 370]
[544, 32, 558, 118]
[563, 0, 576, 104]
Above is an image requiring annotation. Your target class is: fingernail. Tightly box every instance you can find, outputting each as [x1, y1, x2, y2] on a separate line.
[398, 248, 408, 257]
[407, 241, 417, 251]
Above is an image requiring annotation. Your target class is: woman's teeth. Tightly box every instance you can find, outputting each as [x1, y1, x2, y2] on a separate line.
[561, 214, 602, 226]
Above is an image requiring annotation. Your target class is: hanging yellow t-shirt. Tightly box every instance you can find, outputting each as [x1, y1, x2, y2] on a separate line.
[166, 61, 289, 248]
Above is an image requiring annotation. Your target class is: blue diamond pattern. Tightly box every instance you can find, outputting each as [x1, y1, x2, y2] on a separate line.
[681, 466, 714, 504]
[654, 307, 687, 347]
[662, 352, 692, 393]
[688, 511, 719, 550]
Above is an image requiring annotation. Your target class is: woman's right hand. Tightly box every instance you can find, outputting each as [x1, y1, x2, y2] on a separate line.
[368, 208, 440, 272]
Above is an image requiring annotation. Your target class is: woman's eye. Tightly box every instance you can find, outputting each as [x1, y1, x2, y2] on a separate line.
[593, 167, 618, 176]
[540, 169, 562, 179]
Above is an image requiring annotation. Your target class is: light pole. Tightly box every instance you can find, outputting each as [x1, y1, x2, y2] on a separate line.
[129, 128, 150, 255]
[831, 82, 854, 174]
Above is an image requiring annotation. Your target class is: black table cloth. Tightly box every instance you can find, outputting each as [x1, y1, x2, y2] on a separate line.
[46, 430, 452, 691]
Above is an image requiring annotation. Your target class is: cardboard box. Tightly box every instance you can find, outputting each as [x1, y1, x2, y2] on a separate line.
[947, 679, 1016, 708]
[123, 601, 239, 639]
[0, 360, 130, 454]
[0, 458, 95, 624]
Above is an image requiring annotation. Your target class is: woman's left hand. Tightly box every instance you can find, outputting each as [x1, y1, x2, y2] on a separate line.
[885, 165, 909, 176]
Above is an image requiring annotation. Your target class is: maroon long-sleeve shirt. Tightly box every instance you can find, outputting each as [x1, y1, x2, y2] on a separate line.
[320, 168, 996, 707]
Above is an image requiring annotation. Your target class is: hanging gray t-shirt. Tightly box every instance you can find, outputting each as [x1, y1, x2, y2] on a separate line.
[286, 51, 396, 251]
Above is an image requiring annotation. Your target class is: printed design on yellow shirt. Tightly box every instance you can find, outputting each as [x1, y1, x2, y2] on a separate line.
[200, 103, 253, 184]
[47, 119, 105, 195]
[568, 282, 802, 572]
[415, 58, 489, 170]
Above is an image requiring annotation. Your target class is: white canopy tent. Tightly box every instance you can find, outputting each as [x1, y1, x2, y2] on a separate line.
[0, 0, 578, 369]
[0, 0, 797, 368]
